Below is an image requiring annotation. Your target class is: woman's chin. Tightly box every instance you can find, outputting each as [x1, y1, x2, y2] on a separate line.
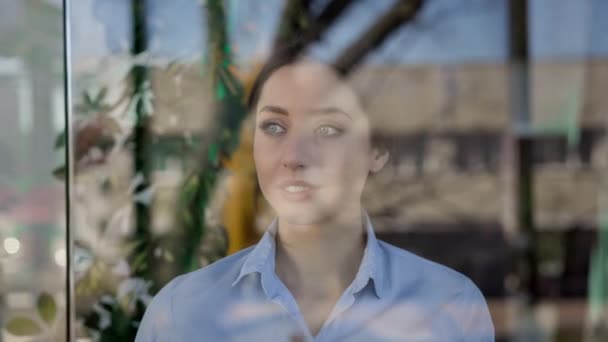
[270, 190, 357, 226]
[275, 204, 331, 226]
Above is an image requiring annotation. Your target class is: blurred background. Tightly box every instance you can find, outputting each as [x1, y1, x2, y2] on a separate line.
[0, 0, 607, 341]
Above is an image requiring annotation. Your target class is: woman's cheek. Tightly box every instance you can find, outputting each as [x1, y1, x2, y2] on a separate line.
[254, 143, 276, 192]
[333, 136, 370, 176]
[254, 133, 279, 161]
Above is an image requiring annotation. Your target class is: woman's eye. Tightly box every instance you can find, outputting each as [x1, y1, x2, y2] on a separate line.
[316, 125, 342, 137]
[260, 122, 286, 135]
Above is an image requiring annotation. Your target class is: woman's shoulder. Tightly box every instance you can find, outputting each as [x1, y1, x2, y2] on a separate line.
[378, 240, 479, 295]
[136, 247, 257, 341]
[378, 241, 494, 340]
[156, 245, 256, 300]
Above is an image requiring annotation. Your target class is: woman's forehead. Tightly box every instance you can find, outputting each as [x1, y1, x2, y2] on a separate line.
[258, 62, 363, 114]
[271, 61, 339, 84]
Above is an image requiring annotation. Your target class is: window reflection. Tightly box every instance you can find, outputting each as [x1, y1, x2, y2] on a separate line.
[0, 0, 605, 340]
[0, 0, 66, 341]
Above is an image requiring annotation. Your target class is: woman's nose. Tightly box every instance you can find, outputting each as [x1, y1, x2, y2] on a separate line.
[281, 132, 312, 171]
[283, 159, 305, 171]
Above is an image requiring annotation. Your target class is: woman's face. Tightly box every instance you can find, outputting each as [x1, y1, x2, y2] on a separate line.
[253, 62, 387, 226]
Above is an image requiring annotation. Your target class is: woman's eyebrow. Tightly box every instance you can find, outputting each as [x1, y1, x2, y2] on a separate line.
[311, 107, 352, 120]
[258, 105, 289, 115]
[258, 105, 352, 121]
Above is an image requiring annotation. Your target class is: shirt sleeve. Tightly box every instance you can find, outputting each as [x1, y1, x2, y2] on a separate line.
[135, 278, 178, 342]
[460, 279, 495, 342]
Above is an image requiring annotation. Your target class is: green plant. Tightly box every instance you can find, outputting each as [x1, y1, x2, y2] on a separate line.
[5, 292, 63, 340]
[54, 0, 247, 340]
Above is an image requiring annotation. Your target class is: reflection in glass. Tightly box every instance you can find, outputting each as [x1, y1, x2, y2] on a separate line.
[62, 0, 608, 341]
[0, 0, 66, 341]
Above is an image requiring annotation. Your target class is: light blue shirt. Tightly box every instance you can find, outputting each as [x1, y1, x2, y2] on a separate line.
[136, 213, 494, 341]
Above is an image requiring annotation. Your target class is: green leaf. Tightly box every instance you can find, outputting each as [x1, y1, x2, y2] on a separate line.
[164, 250, 174, 263]
[84, 91, 94, 108]
[54, 130, 66, 149]
[208, 144, 218, 166]
[123, 240, 144, 256]
[96, 87, 108, 103]
[142, 94, 154, 116]
[52, 165, 66, 180]
[216, 83, 226, 100]
[37, 292, 57, 324]
[5, 317, 43, 336]
[132, 251, 148, 272]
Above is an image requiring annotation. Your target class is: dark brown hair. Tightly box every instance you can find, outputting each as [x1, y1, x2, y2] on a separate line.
[247, 41, 307, 112]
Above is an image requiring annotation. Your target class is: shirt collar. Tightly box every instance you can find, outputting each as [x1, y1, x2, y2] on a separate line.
[231, 217, 279, 296]
[231, 210, 387, 299]
[352, 211, 388, 298]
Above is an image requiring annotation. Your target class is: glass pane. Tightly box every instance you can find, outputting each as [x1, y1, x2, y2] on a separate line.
[70, 0, 214, 340]
[0, 0, 67, 341]
[67, 0, 608, 341]
[527, 0, 608, 340]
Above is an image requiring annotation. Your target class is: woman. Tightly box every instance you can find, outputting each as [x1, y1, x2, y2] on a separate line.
[136, 50, 494, 341]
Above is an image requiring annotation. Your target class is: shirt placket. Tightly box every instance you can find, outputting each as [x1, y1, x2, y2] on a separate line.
[267, 273, 360, 342]
[314, 292, 357, 341]
[268, 274, 316, 341]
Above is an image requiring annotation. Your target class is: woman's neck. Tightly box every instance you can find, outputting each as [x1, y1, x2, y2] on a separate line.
[274, 210, 366, 298]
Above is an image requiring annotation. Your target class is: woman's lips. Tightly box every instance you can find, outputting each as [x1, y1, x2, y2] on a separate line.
[279, 180, 317, 200]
